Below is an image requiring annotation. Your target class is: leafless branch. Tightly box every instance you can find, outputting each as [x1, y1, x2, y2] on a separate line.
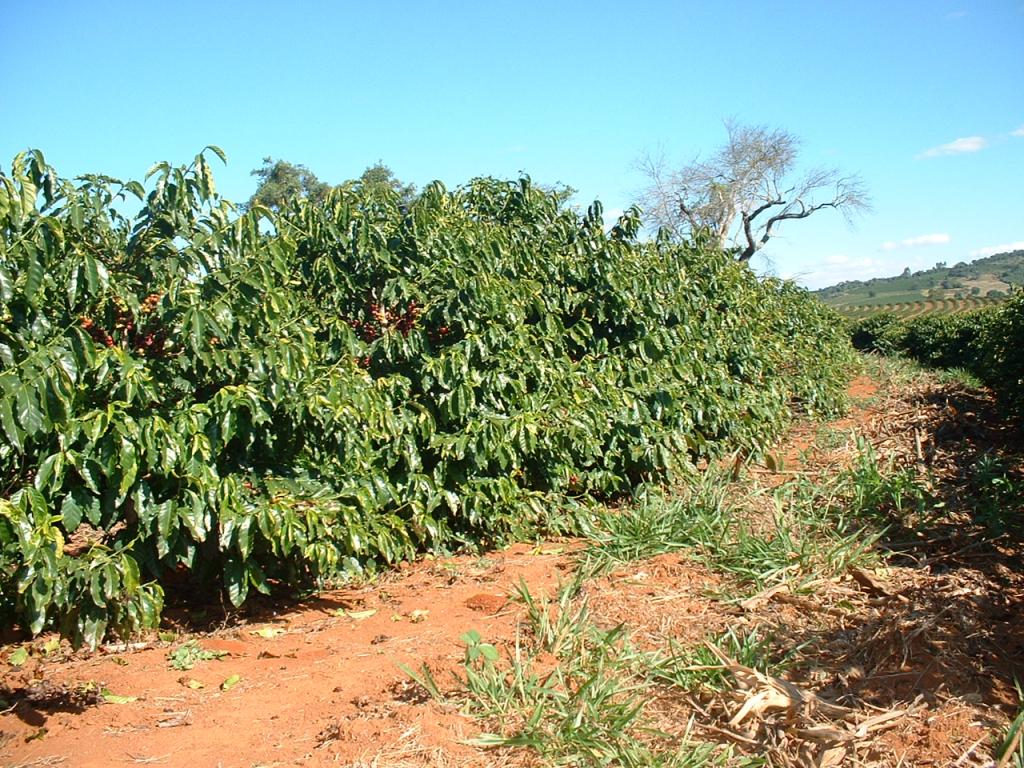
[635, 122, 871, 262]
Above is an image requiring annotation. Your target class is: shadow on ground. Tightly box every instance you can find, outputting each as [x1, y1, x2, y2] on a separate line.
[782, 381, 1024, 713]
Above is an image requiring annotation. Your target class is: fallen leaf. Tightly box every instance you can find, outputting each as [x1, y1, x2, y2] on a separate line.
[345, 609, 378, 621]
[798, 726, 852, 743]
[408, 609, 429, 623]
[819, 744, 848, 768]
[101, 641, 150, 653]
[7, 646, 28, 667]
[101, 688, 138, 704]
[186, 679, 204, 689]
[249, 627, 284, 639]
[221, 674, 242, 691]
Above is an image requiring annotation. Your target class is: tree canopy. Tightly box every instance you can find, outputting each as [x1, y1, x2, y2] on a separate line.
[248, 159, 416, 211]
[355, 161, 417, 205]
[247, 157, 330, 211]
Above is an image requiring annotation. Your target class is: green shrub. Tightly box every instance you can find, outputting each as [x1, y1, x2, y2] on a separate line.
[0, 151, 855, 646]
[847, 293, 1023, 417]
[850, 313, 906, 354]
[977, 290, 1024, 416]
[901, 311, 989, 369]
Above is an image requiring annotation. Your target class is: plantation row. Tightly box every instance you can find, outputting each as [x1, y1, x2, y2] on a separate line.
[851, 299, 1024, 414]
[835, 295, 1004, 319]
[0, 149, 854, 646]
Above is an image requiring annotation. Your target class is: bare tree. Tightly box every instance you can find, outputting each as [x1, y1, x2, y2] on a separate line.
[636, 121, 870, 261]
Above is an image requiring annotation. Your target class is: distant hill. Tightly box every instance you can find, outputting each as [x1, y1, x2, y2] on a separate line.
[815, 250, 1024, 309]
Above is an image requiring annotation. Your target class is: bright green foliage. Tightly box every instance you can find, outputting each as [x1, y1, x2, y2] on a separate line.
[0, 150, 854, 646]
[409, 581, 733, 766]
[582, 467, 885, 592]
[849, 309, 996, 368]
[900, 313, 992, 369]
[167, 639, 227, 670]
[849, 313, 907, 355]
[971, 454, 1024, 535]
[850, 293, 1024, 415]
[977, 290, 1024, 416]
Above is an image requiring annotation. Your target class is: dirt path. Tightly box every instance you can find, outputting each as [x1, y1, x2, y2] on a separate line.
[3, 365, 1022, 767]
[1, 544, 580, 767]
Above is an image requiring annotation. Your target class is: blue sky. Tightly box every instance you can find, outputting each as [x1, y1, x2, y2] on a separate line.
[2, 0, 1022, 288]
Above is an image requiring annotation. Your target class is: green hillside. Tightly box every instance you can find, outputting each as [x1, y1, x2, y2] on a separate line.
[815, 249, 1023, 317]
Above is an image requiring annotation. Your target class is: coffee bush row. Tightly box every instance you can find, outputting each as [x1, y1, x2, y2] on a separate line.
[0, 150, 854, 646]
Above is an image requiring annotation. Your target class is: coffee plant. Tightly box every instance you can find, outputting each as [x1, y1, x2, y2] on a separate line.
[0, 150, 854, 647]
[850, 295, 1024, 415]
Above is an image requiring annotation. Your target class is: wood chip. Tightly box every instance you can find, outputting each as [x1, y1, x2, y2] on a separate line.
[155, 710, 191, 728]
[850, 567, 890, 597]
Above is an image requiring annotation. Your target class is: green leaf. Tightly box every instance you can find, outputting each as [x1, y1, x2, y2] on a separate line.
[90, 569, 107, 608]
[342, 609, 377, 621]
[0, 397, 23, 452]
[249, 627, 284, 639]
[7, 646, 29, 667]
[60, 491, 83, 532]
[83, 255, 109, 294]
[16, 386, 44, 434]
[0, 265, 13, 302]
[118, 438, 137, 500]
[189, 309, 205, 349]
[236, 516, 253, 560]
[69, 202, 84, 230]
[220, 673, 241, 691]
[247, 560, 271, 595]
[26, 576, 51, 634]
[179, 495, 210, 542]
[24, 248, 44, 302]
[203, 145, 228, 164]
[120, 554, 140, 593]
[100, 688, 138, 704]
[34, 453, 62, 494]
[155, 500, 175, 540]
[54, 345, 78, 383]
[224, 557, 248, 607]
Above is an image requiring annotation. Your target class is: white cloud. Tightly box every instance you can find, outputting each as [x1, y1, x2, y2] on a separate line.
[945, 10, 968, 18]
[917, 136, 987, 158]
[794, 255, 885, 289]
[1012, 125, 1024, 137]
[880, 233, 951, 250]
[969, 240, 1024, 258]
